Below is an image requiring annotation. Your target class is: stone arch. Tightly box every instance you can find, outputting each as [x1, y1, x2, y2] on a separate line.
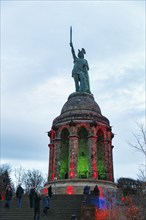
[59, 128, 69, 179]
[58, 126, 69, 138]
[77, 123, 90, 134]
[77, 127, 89, 178]
[97, 129, 106, 180]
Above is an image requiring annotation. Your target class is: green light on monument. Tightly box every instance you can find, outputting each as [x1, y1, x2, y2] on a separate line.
[59, 129, 69, 179]
[77, 127, 89, 178]
[98, 160, 106, 180]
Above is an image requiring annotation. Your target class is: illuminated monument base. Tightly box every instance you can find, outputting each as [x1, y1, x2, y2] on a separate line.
[45, 179, 116, 196]
[46, 92, 117, 195]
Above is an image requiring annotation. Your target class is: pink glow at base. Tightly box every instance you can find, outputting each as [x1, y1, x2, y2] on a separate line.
[66, 186, 73, 195]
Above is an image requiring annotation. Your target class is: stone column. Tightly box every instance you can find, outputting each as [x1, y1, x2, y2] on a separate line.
[107, 143, 113, 181]
[104, 140, 110, 180]
[48, 144, 54, 181]
[104, 129, 114, 181]
[88, 135, 98, 179]
[47, 129, 56, 181]
[54, 138, 62, 179]
[107, 130, 114, 182]
[52, 140, 57, 180]
[69, 135, 79, 179]
[110, 145, 114, 181]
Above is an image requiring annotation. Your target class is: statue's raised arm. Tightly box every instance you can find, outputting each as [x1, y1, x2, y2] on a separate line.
[70, 42, 76, 61]
[69, 27, 91, 93]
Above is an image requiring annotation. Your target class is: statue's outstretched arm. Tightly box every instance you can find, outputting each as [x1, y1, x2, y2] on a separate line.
[70, 42, 76, 60]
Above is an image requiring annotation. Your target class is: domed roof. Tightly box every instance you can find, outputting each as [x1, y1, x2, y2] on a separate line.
[53, 92, 109, 126]
[61, 92, 101, 115]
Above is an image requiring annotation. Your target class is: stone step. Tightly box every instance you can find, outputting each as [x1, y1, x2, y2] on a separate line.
[0, 209, 80, 220]
[0, 194, 83, 220]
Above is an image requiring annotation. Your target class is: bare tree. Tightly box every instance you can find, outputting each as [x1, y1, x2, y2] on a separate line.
[129, 122, 146, 181]
[0, 164, 11, 174]
[129, 122, 146, 156]
[23, 169, 45, 193]
[14, 166, 25, 188]
[137, 167, 146, 182]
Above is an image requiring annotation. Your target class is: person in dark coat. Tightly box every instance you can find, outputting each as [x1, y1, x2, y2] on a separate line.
[93, 185, 100, 208]
[43, 194, 50, 216]
[5, 186, 12, 209]
[93, 185, 100, 196]
[83, 185, 90, 204]
[16, 184, 24, 208]
[29, 186, 35, 208]
[48, 185, 52, 199]
[33, 192, 41, 220]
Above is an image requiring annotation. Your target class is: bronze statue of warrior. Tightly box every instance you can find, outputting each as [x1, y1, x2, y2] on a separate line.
[69, 26, 91, 93]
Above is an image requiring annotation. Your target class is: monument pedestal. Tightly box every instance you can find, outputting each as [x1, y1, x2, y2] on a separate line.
[45, 179, 117, 195]
[47, 92, 116, 201]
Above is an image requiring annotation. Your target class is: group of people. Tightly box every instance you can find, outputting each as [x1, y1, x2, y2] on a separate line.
[83, 184, 100, 207]
[3, 184, 52, 220]
[29, 185, 52, 220]
[4, 184, 24, 209]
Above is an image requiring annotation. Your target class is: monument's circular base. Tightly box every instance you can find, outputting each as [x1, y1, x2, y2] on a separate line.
[44, 179, 117, 195]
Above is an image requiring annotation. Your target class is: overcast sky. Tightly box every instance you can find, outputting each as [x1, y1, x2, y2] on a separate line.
[1, 0, 145, 182]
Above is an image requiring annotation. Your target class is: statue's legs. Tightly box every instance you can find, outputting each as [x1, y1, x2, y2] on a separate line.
[73, 74, 80, 92]
[79, 72, 86, 92]
[85, 73, 90, 93]
[79, 71, 90, 93]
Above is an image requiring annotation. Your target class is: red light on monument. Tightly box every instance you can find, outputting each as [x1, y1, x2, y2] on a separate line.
[70, 171, 74, 178]
[93, 171, 97, 179]
[67, 186, 73, 195]
[52, 173, 55, 181]
[43, 188, 48, 195]
[109, 174, 113, 181]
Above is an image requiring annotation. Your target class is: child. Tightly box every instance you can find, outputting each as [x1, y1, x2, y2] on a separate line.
[43, 194, 50, 216]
